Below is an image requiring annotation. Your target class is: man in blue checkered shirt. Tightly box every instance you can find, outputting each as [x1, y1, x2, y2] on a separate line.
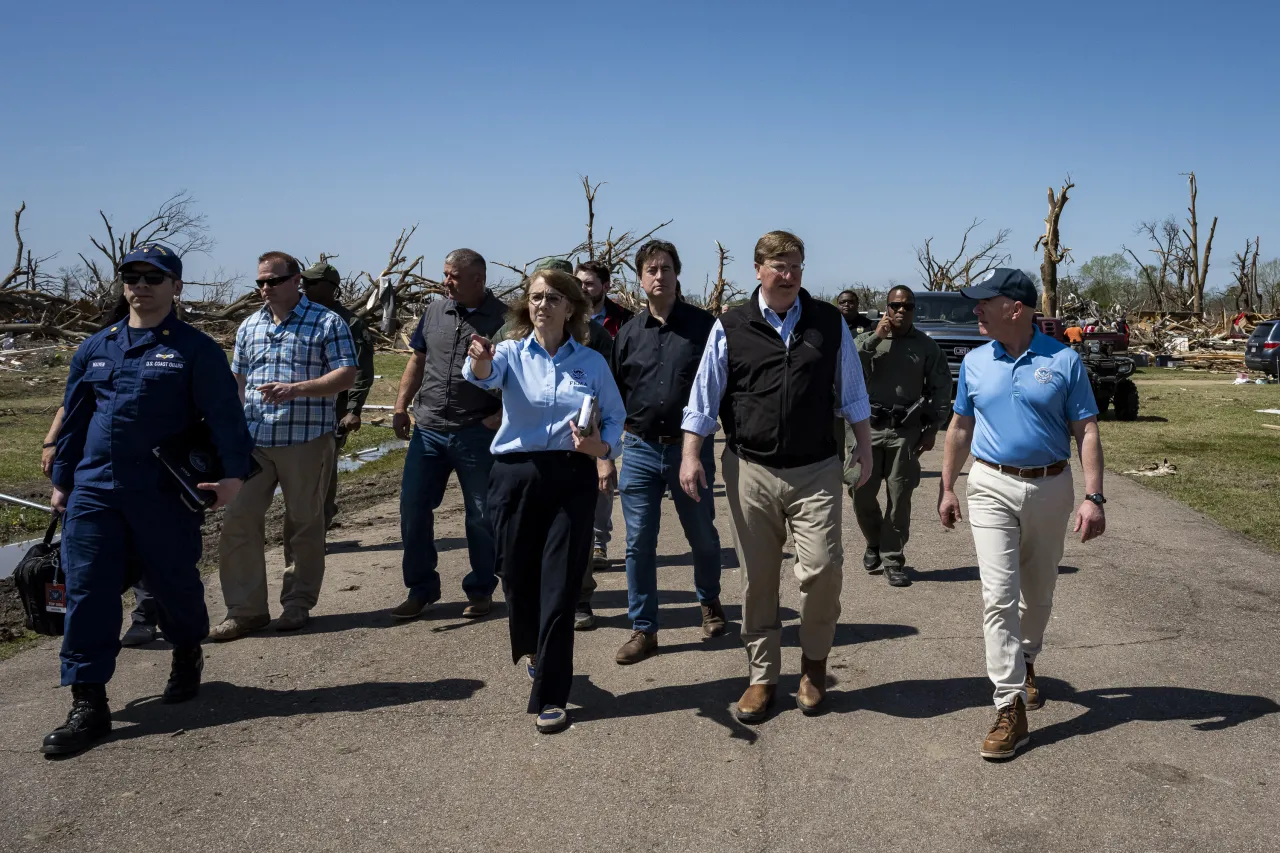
[212, 251, 357, 640]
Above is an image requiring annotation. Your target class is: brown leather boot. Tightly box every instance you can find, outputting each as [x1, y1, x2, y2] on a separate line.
[796, 655, 827, 715]
[1024, 659, 1043, 710]
[700, 599, 727, 638]
[615, 630, 658, 665]
[735, 683, 776, 724]
[980, 696, 1029, 760]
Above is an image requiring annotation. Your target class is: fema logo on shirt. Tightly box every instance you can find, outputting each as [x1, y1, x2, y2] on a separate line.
[570, 368, 587, 382]
[1034, 367, 1054, 384]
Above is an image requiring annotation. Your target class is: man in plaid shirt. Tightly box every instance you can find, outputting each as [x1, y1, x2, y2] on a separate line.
[212, 251, 357, 640]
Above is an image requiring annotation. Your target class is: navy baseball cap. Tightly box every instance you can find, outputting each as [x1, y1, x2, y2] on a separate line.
[960, 268, 1037, 307]
[118, 243, 183, 279]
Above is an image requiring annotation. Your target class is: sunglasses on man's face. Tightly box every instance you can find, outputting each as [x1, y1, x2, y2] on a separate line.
[256, 274, 294, 288]
[121, 271, 170, 286]
[887, 302, 915, 312]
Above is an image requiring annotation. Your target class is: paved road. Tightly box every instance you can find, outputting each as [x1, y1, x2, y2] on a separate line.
[2, 442, 1278, 853]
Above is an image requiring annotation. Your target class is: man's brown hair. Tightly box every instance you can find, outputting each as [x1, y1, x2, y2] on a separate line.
[257, 251, 300, 277]
[753, 230, 805, 265]
[634, 240, 682, 276]
[573, 259, 612, 285]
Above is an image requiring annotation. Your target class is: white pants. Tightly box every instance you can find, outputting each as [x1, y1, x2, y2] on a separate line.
[966, 462, 1075, 709]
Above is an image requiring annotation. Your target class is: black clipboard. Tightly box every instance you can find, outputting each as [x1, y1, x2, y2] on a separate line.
[153, 422, 259, 512]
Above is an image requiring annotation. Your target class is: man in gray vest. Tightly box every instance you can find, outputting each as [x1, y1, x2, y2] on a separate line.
[391, 249, 506, 619]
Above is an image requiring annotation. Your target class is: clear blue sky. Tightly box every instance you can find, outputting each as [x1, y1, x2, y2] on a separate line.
[3, 0, 1277, 298]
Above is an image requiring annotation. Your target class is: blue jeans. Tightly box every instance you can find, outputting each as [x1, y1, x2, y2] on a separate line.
[619, 434, 722, 633]
[400, 424, 498, 602]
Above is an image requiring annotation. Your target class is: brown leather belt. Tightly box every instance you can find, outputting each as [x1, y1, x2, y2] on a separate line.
[624, 427, 681, 445]
[975, 458, 1069, 479]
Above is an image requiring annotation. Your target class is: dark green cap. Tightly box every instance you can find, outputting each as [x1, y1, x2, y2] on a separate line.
[301, 262, 341, 287]
[532, 257, 573, 274]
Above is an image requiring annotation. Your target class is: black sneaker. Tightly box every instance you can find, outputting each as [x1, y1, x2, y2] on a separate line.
[884, 565, 911, 587]
[863, 547, 882, 573]
[42, 684, 111, 756]
[163, 645, 205, 704]
[573, 604, 596, 631]
[121, 622, 157, 647]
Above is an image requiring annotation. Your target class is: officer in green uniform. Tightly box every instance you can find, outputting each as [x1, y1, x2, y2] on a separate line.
[299, 261, 376, 528]
[844, 285, 951, 586]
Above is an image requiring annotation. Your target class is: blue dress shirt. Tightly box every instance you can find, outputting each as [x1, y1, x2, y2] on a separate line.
[952, 329, 1098, 467]
[681, 290, 872, 436]
[463, 334, 625, 459]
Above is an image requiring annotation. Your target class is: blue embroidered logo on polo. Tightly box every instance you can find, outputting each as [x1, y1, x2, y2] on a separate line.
[570, 368, 587, 381]
[1034, 367, 1053, 384]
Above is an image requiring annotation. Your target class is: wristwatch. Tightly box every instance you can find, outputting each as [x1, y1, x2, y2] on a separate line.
[1085, 493, 1106, 507]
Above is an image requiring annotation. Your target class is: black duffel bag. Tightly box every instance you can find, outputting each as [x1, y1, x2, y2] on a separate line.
[14, 514, 66, 637]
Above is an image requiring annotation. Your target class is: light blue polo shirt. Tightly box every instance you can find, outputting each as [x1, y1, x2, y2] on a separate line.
[953, 330, 1098, 467]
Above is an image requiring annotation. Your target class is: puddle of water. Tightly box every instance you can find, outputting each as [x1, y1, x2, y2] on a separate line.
[336, 439, 408, 473]
[0, 538, 40, 580]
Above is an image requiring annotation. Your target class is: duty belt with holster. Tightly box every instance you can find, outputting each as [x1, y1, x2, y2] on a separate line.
[868, 395, 928, 430]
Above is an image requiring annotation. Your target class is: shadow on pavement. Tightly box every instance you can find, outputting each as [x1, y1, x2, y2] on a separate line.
[568, 672, 1279, 748]
[107, 677, 486, 742]
[569, 623, 921, 742]
[298, 599, 502, 635]
[655, 547, 741, 569]
[913, 565, 1079, 583]
[326, 536, 464, 554]
[1025, 682, 1280, 751]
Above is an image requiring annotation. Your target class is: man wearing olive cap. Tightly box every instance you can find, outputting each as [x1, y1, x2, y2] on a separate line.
[300, 261, 376, 528]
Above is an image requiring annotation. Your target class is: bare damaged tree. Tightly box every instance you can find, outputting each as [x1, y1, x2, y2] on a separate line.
[582, 176, 603, 260]
[705, 241, 741, 316]
[495, 178, 672, 311]
[1231, 237, 1261, 312]
[1034, 177, 1073, 316]
[2, 202, 28, 291]
[1, 202, 59, 297]
[77, 190, 215, 302]
[1179, 172, 1217, 315]
[1124, 216, 1185, 312]
[915, 219, 1012, 291]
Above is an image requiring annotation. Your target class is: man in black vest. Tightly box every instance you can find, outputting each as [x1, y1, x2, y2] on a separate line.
[680, 230, 873, 723]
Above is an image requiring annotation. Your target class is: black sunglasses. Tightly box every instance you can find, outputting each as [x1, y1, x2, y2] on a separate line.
[121, 271, 170, 286]
[887, 302, 915, 311]
[256, 274, 295, 288]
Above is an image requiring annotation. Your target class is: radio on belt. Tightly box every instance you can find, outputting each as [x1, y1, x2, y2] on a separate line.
[577, 396, 598, 436]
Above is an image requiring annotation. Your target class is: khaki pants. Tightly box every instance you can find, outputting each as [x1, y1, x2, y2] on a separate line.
[722, 450, 844, 685]
[219, 434, 335, 619]
[966, 462, 1075, 709]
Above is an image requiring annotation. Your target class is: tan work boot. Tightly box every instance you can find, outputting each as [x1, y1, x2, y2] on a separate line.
[1024, 659, 1043, 710]
[274, 606, 309, 632]
[734, 683, 776, 724]
[615, 630, 658, 664]
[980, 696, 1029, 760]
[796, 655, 827, 715]
[700, 599, 727, 638]
[462, 597, 491, 618]
[208, 614, 270, 643]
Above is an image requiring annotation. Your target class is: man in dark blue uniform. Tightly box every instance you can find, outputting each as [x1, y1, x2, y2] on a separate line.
[43, 243, 253, 756]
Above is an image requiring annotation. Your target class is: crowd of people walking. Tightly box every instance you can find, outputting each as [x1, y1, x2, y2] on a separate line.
[38, 231, 1106, 760]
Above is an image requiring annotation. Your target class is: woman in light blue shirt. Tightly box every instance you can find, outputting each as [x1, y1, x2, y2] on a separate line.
[464, 267, 624, 734]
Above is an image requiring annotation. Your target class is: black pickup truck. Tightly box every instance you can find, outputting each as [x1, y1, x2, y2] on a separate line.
[910, 291, 990, 393]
